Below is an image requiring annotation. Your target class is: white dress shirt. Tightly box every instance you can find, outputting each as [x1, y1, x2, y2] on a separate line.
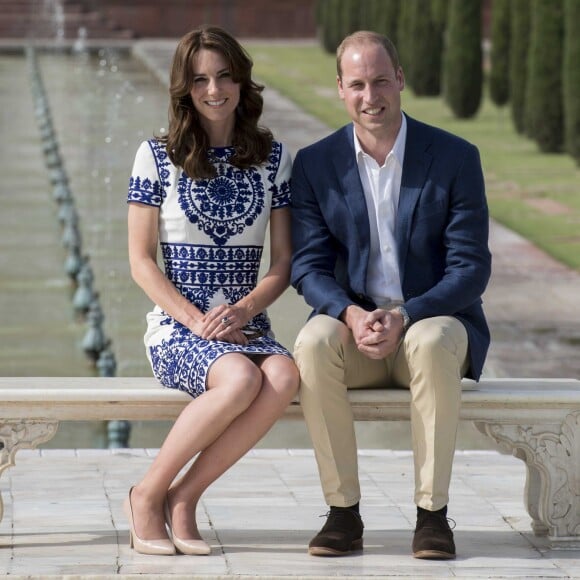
[353, 113, 407, 306]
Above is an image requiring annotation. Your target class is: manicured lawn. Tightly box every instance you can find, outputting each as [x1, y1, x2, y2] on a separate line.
[247, 42, 580, 270]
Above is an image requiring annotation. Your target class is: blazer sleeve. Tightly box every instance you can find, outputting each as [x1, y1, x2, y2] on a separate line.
[290, 150, 356, 318]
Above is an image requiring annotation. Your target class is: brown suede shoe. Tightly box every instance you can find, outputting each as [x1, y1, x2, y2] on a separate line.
[308, 507, 364, 556]
[412, 506, 456, 559]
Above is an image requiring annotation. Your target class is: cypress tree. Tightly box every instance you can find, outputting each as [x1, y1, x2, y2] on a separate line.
[509, 0, 531, 134]
[432, 0, 449, 29]
[431, 0, 449, 96]
[341, 0, 361, 36]
[335, 0, 349, 45]
[318, 0, 331, 53]
[316, 0, 326, 27]
[357, 0, 375, 31]
[369, 0, 399, 46]
[443, 0, 483, 118]
[525, 0, 564, 152]
[408, 0, 443, 96]
[489, 0, 510, 107]
[317, 0, 331, 53]
[320, 0, 343, 53]
[397, 0, 415, 86]
[563, 0, 580, 164]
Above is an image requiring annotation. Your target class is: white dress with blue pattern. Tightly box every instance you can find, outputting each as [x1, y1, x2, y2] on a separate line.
[127, 139, 293, 398]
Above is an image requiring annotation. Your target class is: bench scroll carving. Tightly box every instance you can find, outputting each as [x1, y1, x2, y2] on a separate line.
[0, 420, 59, 523]
[475, 411, 580, 548]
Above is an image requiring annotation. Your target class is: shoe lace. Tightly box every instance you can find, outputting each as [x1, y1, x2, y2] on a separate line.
[418, 510, 456, 531]
[318, 509, 361, 528]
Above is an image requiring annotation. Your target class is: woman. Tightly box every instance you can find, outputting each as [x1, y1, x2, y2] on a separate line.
[125, 26, 299, 556]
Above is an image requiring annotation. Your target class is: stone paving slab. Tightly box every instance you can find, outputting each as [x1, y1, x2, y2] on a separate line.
[1, 449, 580, 578]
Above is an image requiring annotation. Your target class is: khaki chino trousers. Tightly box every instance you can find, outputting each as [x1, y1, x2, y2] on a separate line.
[294, 313, 469, 511]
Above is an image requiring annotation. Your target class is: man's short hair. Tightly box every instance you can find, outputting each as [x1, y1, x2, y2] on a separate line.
[336, 30, 400, 78]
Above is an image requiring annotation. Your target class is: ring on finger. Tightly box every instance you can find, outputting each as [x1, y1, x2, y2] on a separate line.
[221, 316, 231, 327]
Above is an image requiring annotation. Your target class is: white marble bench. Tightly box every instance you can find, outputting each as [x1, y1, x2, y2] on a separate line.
[0, 376, 579, 548]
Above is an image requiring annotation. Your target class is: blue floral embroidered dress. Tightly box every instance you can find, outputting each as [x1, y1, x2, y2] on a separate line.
[127, 139, 292, 398]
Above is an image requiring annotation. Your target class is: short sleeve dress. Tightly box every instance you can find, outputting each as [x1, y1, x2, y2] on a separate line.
[127, 138, 293, 398]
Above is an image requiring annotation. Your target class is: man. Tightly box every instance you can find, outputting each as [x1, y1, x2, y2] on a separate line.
[290, 31, 491, 560]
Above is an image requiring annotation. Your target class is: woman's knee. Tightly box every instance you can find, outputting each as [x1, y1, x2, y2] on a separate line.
[262, 356, 300, 399]
[209, 356, 262, 413]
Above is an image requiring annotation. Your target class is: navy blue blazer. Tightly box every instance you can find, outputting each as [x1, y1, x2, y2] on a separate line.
[290, 114, 492, 380]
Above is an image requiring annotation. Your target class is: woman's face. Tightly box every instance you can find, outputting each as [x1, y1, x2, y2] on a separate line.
[189, 48, 241, 134]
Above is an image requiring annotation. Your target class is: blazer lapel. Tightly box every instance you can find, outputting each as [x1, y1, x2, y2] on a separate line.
[332, 125, 371, 260]
[397, 115, 433, 281]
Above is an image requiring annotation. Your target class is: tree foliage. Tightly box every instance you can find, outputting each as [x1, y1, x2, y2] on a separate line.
[443, 0, 483, 118]
[366, 0, 399, 46]
[509, 0, 531, 134]
[525, 0, 564, 152]
[408, 0, 443, 96]
[397, 0, 415, 85]
[431, 0, 450, 29]
[563, 0, 580, 164]
[489, 0, 510, 107]
[317, 0, 400, 54]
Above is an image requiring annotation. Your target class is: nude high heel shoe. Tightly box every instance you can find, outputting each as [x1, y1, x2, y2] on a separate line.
[123, 487, 176, 556]
[164, 501, 211, 555]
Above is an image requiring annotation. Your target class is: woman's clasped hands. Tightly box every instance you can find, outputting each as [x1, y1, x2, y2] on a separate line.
[191, 304, 251, 345]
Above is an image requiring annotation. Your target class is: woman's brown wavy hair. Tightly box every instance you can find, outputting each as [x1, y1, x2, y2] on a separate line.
[158, 26, 273, 179]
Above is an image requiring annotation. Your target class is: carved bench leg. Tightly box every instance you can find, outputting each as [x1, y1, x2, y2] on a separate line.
[474, 411, 580, 549]
[0, 420, 59, 525]
[512, 446, 550, 536]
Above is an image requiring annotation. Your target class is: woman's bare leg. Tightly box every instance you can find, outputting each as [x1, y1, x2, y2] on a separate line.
[129, 353, 263, 541]
[167, 355, 299, 540]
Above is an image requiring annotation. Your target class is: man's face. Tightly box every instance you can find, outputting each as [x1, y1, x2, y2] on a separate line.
[337, 42, 404, 138]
